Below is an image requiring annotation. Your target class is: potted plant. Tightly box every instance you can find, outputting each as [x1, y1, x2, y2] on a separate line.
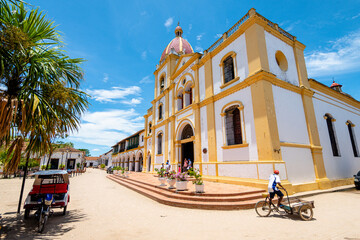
[41, 165, 47, 170]
[155, 168, 166, 186]
[175, 172, 188, 191]
[76, 163, 81, 170]
[124, 167, 129, 178]
[189, 168, 204, 193]
[59, 164, 65, 170]
[120, 167, 125, 177]
[100, 163, 105, 169]
[167, 170, 176, 189]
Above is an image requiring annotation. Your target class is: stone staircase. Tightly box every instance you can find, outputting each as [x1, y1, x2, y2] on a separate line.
[107, 174, 265, 210]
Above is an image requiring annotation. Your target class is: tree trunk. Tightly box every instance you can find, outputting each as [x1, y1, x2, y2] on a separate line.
[17, 153, 30, 214]
[45, 146, 54, 170]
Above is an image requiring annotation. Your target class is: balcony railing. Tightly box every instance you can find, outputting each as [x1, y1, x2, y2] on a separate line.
[126, 144, 139, 150]
[204, 9, 295, 55]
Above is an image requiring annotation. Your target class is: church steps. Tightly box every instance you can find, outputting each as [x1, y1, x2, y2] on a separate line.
[107, 175, 264, 210]
[109, 174, 262, 202]
[112, 173, 264, 197]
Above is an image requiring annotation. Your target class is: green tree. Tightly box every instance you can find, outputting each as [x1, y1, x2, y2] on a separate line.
[0, 2, 89, 212]
[78, 148, 90, 157]
[0, 2, 89, 173]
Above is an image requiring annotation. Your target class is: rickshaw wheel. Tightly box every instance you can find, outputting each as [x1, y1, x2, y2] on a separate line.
[255, 200, 271, 217]
[62, 206, 67, 216]
[38, 213, 48, 233]
[299, 205, 313, 221]
[24, 209, 30, 219]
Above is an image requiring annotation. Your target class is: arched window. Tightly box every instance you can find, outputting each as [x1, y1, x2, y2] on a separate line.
[324, 114, 339, 156]
[225, 106, 242, 145]
[223, 56, 235, 84]
[346, 121, 359, 157]
[157, 133, 163, 154]
[181, 124, 194, 140]
[177, 90, 184, 111]
[160, 76, 165, 93]
[158, 104, 163, 120]
[184, 82, 193, 107]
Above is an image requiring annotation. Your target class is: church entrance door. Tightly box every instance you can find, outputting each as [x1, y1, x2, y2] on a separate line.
[181, 142, 194, 172]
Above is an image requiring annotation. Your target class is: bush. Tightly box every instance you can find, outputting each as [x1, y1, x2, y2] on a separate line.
[100, 164, 105, 169]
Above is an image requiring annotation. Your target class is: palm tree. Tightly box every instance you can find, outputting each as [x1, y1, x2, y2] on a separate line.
[0, 2, 89, 211]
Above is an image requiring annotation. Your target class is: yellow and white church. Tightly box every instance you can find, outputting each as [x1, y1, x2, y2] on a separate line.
[111, 8, 360, 194]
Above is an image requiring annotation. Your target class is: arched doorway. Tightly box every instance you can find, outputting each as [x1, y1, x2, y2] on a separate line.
[147, 152, 151, 172]
[131, 156, 135, 171]
[180, 124, 194, 172]
[125, 157, 129, 170]
[139, 152, 143, 172]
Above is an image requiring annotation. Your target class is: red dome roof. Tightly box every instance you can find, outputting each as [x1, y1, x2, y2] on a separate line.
[330, 80, 342, 88]
[160, 25, 194, 62]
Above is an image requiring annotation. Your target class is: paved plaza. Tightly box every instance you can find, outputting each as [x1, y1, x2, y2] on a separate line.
[1, 169, 360, 240]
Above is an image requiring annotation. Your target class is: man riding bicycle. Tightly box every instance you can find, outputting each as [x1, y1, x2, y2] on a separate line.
[268, 170, 284, 208]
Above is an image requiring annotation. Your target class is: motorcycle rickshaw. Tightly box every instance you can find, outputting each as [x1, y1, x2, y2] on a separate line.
[23, 170, 70, 233]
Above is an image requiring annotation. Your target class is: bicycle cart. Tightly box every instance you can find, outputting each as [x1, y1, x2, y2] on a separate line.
[255, 188, 314, 221]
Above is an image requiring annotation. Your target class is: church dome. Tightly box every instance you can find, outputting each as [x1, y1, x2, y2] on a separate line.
[160, 24, 194, 62]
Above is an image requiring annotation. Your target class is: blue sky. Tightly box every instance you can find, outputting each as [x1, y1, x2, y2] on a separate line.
[31, 0, 360, 156]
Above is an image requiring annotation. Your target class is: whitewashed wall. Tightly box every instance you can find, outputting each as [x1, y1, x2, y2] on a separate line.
[214, 87, 258, 162]
[200, 106, 208, 162]
[313, 91, 360, 180]
[265, 31, 299, 86]
[273, 86, 309, 144]
[40, 151, 83, 169]
[212, 33, 249, 95]
[199, 66, 206, 101]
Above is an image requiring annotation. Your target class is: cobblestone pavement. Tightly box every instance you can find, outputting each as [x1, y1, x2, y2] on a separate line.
[1, 169, 359, 240]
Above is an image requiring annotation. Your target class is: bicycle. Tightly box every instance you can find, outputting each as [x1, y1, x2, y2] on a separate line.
[255, 188, 314, 221]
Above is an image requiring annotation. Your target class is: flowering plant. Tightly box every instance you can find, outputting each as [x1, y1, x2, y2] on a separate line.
[175, 172, 188, 182]
[167, 170, 176, 180]
[188, 168, 203, 185]
[155, 168, 166, 177]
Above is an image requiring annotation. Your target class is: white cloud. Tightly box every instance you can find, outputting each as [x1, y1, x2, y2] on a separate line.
[121, 97, 142, 106]
[91, 148, 100, 152]
[140, 75, 153, 84]
[103, 73, 109, 83]
[188, 24, 192, 31]
[215, 33, 222, 39]
[86, 86, 141, 103]
[305, 29, 360, 77]
[352, 13, 360, 20]
[195, 46, 203, 53]
[164, 17, 173, 28]
[196, 33, 204, 41]
[141, 51, 147, 60]
[69, 109, 144, 147]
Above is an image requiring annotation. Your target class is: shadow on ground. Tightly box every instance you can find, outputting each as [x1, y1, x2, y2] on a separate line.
[0, 209, 87, 240]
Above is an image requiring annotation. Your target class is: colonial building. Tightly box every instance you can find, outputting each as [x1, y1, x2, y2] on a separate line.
[85, 156, 101, 167]
[40, 147, 85, 170]
[111, 129, 145, 172]
[138, 8, 360, 193]
[99, 150, 113, 168]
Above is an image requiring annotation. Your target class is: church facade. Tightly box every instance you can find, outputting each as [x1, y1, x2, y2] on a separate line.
[113, 8, 360, 193]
